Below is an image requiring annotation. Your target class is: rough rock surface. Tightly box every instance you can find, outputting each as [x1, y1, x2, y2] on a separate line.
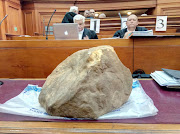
[39, 45, 133, 119]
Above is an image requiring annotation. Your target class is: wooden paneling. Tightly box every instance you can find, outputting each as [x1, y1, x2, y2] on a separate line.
[20, 0, 180, 36]
[9, 35, 54, 40]
[20, 14, 180, 37]
[0, 0, 7, 40]
[7, 0, 20, 4]
[76, 0, 156, 11]
[1, 37, 180, 78]
[1, 0, 180, 39]
[0, 29, 2, 40]
[5, 0, 23, 35]
[154, 0, 180, 15]
[84, 16, 180, 37]
[0, 39, 133, 78]
[0, 121, 180, 134]
[24, 11, 34, 35]
[7, 5, 21, 34]
[22, 2, 74, 35]
[134, 37, 180, 74]
[20, 0, 157, 36]
[0, 0, 24, 38]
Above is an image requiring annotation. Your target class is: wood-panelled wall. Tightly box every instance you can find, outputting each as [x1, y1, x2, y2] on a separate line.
[0, 0, 24, 40]
[154, 0, 180, 15]
[84, 16, 180, 37]
[22, 2, 75, 36]
[75, 0, 156, 11]
[0, 0, 5, 40]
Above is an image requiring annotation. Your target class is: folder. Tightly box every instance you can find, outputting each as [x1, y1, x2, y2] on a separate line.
[162, 68, 180, 79]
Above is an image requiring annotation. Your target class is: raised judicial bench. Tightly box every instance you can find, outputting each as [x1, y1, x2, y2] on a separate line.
[7, 32, 180, 40]
[0, 36, 180, 78]
[84, 16, 180, 31]
[0, 37, 180, 133]
[132, 35, 180, 74]
[0, 79, 180, 133]
[0, 39, 133, 78]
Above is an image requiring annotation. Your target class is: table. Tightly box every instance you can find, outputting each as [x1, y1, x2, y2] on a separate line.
[0, 79, 180, 133]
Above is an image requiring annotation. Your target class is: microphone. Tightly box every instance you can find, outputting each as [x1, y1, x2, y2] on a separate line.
[118, 12, 123, 29]
[0, 15, 8, 25]
[118, 12, 122, 19]
[46, 9, 56, 40]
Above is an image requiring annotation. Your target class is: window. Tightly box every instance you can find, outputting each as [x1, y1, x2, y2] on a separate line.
[45, 26, 54, 35]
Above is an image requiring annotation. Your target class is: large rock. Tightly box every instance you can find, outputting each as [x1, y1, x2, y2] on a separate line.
[39, 45, 132, 119]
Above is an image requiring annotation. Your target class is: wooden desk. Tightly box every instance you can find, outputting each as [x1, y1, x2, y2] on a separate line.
[9, 35, 113, 40]
[0, 79, 180, 133]
[0, 39, 133, 78]
[9, 36, 55, 40]
[0, 36, 180, 78]
[0, 122, 180, 133]
[133, 36, 180, 74]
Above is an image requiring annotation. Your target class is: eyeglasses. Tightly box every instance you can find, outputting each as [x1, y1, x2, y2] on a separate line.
[132, 74, 151, 78]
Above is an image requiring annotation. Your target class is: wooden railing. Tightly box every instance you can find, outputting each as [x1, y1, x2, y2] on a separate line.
[85, 15, 180, 37]
[6, 15, 180, 40]
[85, 15, 180, 30]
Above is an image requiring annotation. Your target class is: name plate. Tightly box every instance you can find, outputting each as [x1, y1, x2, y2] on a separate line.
[90, 19, 100, 33]
[155, 16, 167, 31]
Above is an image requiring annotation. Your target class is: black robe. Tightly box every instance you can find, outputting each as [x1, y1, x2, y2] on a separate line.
[62, 12, 76, 23]
[82, 28, 98, 39]
[113, 26, 148, 38]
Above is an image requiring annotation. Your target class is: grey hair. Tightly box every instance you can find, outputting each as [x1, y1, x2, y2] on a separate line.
[73, 14, 85, 23]
[69, 6, 78, 12]
[99, 13, 106, 18]
[127, 14, 138, 21]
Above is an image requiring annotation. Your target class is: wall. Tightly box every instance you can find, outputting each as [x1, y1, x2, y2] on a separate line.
[2, 0, 180, 38]
[0, 0, 24, 40]
[0, 0, 7, 40]
[21, 0, 157, 36]
[75, 0, 156, 11]
[22, 1, 75, 35]
[154, 0, 180, 15]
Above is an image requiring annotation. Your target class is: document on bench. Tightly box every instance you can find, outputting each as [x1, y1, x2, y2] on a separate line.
[150, 70, 180, 89]
[132, 30, 153, 36]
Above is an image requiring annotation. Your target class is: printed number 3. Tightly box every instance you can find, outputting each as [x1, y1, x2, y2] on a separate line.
[157, 19, 164, 29]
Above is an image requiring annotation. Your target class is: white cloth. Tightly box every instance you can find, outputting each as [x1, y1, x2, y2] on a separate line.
[0, 79, 158, 120]
[78, 29, 84, 40]
[127, 29, 135, 32]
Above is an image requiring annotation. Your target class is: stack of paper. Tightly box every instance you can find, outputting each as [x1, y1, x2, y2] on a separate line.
[133, 30, 153, 36]
[150, 70, 180, 88]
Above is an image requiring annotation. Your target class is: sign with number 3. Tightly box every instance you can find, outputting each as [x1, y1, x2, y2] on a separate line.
[155, 16, 167, 31]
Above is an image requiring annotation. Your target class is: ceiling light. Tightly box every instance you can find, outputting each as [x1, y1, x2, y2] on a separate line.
[95, 13, 99, 17]
[127, 12, 132, 15]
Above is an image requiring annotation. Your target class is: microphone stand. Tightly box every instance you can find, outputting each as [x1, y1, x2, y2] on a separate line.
[46, 9, 56, 40]
[118, 13, 122, 29]
[0, 15, 8, 25]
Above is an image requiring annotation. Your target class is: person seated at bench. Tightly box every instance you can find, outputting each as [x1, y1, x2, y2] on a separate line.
[89, 9, 95, 18]
[99, 13, 106, 19]
[113, 14, 147, 39]
[84, 10, 90, 18]
[73, 14, 98, 40]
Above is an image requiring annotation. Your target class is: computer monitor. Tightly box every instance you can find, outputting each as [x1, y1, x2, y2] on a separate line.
[53, 23, 79, 40]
